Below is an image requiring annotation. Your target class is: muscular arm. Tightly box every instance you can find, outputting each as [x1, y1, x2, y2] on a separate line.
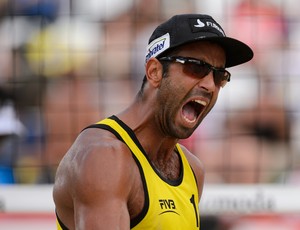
[54, 129, 136, 230]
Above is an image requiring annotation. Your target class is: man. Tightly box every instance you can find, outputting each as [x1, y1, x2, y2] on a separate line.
[53, 14, 253, 229]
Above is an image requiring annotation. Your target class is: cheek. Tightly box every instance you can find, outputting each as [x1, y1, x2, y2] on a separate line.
[157, 80, 185, 114]
[210, 86, 220, 101]
[159, 76, 185, 100]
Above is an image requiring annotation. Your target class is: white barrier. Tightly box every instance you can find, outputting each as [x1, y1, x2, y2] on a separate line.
[0, 185, 54, 213]
[1, 184, 300, 214]
[200, 184, 300, 215]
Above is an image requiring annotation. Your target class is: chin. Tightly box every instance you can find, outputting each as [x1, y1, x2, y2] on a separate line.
[175, 126, 197, 140]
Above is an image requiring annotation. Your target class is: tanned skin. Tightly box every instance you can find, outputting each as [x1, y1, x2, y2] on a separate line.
[53, 41, 226, 229]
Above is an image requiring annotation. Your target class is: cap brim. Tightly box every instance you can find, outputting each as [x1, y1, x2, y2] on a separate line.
[199, 37, 254, 68]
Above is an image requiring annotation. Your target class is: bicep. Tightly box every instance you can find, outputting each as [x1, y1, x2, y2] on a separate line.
[74, 198, 130, 229]
[72, 142, 133, 229]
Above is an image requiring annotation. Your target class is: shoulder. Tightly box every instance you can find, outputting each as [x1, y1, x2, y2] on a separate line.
[53, 126, 141, 228]
[179, 144, 205, 199]
[56, 127, 136, 202]
[80, 128, 135, 186]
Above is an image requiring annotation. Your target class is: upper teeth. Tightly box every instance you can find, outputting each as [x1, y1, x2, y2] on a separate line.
[194, 99, 207, 106]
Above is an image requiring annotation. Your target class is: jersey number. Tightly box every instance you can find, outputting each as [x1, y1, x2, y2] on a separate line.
[190, 194, 199, 228]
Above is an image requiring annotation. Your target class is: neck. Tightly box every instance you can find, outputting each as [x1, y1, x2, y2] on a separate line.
[116, 97, 178, 163]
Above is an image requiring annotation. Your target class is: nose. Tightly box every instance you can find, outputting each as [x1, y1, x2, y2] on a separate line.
[198, 70, 216, 92]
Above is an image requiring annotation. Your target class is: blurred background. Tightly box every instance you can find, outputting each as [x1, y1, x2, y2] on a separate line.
[0, 0, 300, 229]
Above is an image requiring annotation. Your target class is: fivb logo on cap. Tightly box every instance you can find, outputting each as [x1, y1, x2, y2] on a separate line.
[145, 33, 170, 63]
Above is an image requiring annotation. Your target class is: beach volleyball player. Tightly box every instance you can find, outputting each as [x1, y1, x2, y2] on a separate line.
[53, 14, 253, 229]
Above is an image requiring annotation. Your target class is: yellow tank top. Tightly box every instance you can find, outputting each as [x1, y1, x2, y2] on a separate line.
[56, 116, 200, 229]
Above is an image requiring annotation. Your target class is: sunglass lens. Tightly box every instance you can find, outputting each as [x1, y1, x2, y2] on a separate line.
[184, 63, 210, 78]
[214, 70, 227, 87]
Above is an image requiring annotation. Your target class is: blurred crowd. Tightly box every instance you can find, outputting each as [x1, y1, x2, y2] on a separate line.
[1, 0, 300, 186]
[0, 0, 299, 184]
[0, 0, 195, 184]
[1, 0, 300, 229]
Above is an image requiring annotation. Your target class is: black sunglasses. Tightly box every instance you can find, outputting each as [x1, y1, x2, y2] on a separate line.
[159, 56, 231, 88]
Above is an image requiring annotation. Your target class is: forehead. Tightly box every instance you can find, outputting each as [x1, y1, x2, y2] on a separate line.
[176, 41, 226, 65]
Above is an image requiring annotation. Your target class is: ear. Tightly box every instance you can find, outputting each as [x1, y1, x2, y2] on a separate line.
[145, 58, 163, 88]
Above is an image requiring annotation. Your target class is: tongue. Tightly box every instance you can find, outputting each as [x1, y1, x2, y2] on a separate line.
[182, 103, 197, 122]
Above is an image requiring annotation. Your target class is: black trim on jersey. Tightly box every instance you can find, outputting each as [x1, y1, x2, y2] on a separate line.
[129, 153, 150, 228]
[83, 116, 149, 228]
[83, 122, 124, 141]
[56, 211, 69, 230]
[190, 166, 199, 189]
[110, 115, 184, 186]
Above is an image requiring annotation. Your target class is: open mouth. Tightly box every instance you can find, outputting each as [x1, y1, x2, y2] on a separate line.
[182, 99, 207, 123]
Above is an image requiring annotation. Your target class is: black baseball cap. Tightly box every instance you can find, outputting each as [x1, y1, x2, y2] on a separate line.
[145, 14, 253, 68]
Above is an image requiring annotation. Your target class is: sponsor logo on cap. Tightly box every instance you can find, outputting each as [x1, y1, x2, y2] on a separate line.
[145, 33, 170, 63]
[205, 21, 225, 36]
[194, 19, 205, 28]
[191, 18, 225, 36]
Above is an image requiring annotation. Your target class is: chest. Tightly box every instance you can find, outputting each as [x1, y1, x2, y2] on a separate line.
[128, 156, 200, 229]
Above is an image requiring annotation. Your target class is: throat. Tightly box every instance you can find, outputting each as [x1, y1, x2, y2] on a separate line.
[152, 151, 181, 181]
